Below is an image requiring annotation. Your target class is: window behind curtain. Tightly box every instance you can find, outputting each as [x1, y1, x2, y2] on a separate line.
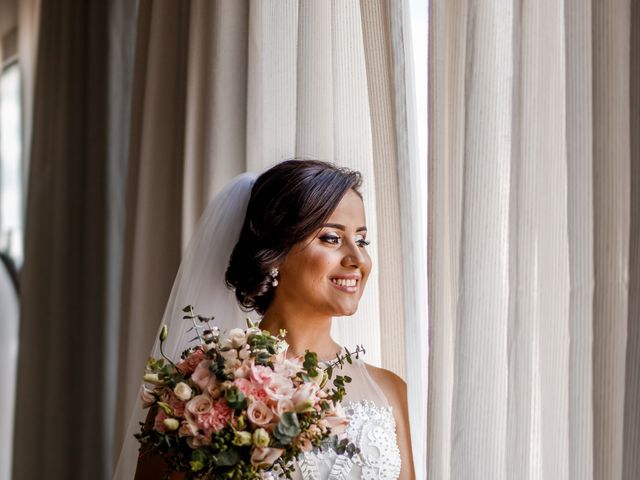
[0, 60, 23, 269]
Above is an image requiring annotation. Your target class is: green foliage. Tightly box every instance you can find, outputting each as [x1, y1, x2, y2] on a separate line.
[224, 387, 247, 412]
[273, 412, 301, 446]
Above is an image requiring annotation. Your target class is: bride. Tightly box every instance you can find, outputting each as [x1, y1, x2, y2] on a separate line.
[122, 160, 415, 479]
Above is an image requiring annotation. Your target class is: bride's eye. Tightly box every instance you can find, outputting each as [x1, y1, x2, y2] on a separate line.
[355, 235, 371, 247]
[320, 234, 341, 245]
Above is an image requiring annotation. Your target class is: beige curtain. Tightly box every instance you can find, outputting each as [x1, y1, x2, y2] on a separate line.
[428, 1, 639, 479]
[13, 0, 112, 478]
[115, 0, 426, 476]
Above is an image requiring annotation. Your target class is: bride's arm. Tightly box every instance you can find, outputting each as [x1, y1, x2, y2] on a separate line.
[366, 365, 416, 480]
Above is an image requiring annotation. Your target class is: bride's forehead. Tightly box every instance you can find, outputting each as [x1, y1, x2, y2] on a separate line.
[325, 190, 366, 223]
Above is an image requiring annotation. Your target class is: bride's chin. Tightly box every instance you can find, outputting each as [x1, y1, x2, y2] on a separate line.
[335, 303, 359, 317]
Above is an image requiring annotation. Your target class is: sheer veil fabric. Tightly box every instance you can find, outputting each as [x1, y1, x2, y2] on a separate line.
[113, 173, 258, 479]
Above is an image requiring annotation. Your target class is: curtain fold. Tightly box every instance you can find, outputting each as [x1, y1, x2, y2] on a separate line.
[12, 1, 111, 479]
[428, 1, 639, 479]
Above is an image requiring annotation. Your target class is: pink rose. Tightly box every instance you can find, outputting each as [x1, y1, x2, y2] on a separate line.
[254, 388, 269, 403]
[186, 394, 214, 416]
[191, 360, 214, 390]
[250, 365, 274, 386]
[274, 398, 294, 417]
[264, 374, 295, 401]
[292, 383, 320, 412]
[250, 447, 284, 467]
[247, 400, 274, 427]
[234, 378, 255, 397]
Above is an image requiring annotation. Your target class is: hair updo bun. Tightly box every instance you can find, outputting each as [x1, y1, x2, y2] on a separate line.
[225, 159, 362, 315]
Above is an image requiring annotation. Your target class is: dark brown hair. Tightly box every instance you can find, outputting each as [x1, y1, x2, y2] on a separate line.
[225, 159, 362, 315]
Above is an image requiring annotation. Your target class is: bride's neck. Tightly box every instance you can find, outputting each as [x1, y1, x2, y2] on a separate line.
[260, 303, 341, 360]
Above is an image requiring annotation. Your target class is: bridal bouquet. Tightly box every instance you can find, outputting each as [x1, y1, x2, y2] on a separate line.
[135, 306, 362, 479]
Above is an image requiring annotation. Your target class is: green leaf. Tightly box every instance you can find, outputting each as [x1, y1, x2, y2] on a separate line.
[224, 388, 247, 412]
[274, 412, 301, 445]
[213, 448, 240, 467]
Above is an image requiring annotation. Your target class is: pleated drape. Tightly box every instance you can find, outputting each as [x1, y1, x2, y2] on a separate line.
[428, 1, 639, 479]
[115, 0, 427, 476]
[13, 1, 111, 478]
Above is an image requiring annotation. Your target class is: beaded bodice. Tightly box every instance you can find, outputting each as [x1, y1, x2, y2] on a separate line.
[296, 400, 401, 479]
[291, 357, 402, 479]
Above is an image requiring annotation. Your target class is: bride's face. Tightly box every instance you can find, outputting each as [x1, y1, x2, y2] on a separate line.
[275, 189, 372, 317]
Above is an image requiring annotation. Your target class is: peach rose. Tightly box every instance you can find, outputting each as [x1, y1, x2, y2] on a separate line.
[247, 400, 274, 427]
[191, 360, 214, 390]
[186, 394, 214, 416]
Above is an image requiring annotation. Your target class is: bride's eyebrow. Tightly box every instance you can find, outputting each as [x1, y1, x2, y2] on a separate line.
[322, 223, 367, 232]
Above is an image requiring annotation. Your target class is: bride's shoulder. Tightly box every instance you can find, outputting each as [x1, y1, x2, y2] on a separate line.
[363, 363, 407, 401]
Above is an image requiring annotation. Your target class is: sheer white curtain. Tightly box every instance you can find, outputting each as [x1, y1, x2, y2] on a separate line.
[115, 0, 426, 476]
[428, 1, 640, 479]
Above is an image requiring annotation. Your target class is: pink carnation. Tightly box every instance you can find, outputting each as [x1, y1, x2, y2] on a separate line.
[198, 399, 233, 433]
[177, 347, 206, 375]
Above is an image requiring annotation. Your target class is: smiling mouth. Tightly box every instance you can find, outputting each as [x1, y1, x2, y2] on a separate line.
[329, 277, 359, 293]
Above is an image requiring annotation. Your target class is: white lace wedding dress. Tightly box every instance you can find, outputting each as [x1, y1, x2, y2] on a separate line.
[291, 355, 402, 480]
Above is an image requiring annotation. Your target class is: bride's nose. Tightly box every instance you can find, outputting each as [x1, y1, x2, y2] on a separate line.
[341, 241, 365, 268]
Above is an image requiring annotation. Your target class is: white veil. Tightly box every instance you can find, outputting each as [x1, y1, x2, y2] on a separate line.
[113, 172, 258, 479]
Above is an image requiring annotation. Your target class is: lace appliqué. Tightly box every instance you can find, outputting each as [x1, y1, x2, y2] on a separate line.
[298, 400, 401, 480]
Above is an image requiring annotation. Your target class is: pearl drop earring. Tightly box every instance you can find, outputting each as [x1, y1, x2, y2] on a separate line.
[270, 267, 279, 287]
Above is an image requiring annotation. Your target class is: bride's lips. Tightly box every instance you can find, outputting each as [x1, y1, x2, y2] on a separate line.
[329, 274, 361, 294]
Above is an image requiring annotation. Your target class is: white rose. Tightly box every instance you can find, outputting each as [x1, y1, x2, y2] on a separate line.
[228, 328, 247, 348]
[173, 382, 193, 401]
[238, 345, 251, 360]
